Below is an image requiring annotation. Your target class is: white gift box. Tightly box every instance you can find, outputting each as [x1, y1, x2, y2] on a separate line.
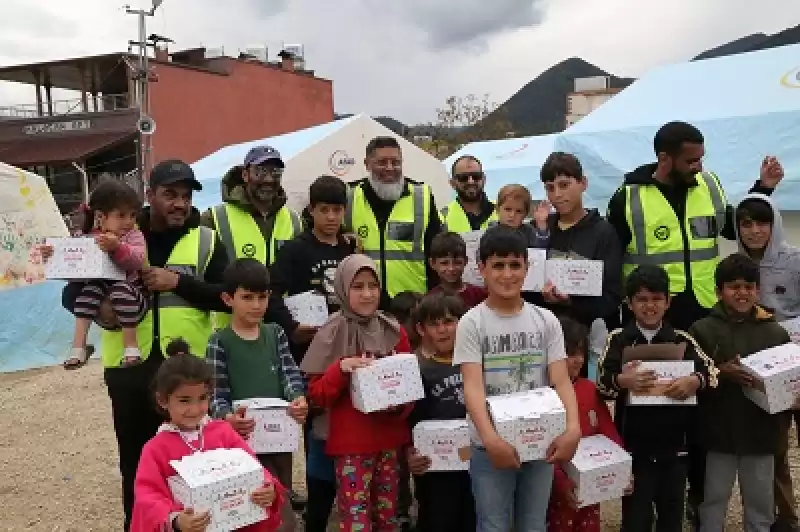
[479, 387, 567, 462]
[350, 353, 425, 414]
[232, 398, 301, 454]
[741, 343, 800, 414]
[545, 259, 603, 296]
[412, 419, 471, 471]
[562, 435, 632, 508]
[284, 291, 329, 327]
[522, 248, 548, 291]
[45, 236, 127, 281]
[461, 229, 484, 287]
[780, 318, 800, 345]
[167, 448, 267, 532]
[627, 360, 696, 406]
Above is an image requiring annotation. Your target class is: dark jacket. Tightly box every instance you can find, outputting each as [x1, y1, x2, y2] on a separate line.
[524, 209, 622, 329]
[348, 177, 442, 310]
[688, 302, 791, 455]
[597, 321, 717, 458]
[270, 229, 357, 362]
[199, 164, 297, 334]
[607, 163, 773, 330]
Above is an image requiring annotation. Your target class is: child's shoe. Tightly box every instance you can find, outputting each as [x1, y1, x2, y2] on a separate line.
[63, 346, 94, 370]
[122, 347, 142, 367]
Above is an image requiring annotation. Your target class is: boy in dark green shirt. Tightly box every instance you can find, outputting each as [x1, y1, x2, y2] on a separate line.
[207, 258, 308, 532]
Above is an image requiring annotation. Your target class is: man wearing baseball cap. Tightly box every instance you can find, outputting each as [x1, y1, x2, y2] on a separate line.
[63, 159, 230, 530]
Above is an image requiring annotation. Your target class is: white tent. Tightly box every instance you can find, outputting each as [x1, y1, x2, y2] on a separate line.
[191, 114, 451, 212]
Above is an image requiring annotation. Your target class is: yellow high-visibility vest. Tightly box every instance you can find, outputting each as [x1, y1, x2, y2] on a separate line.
[440, 199, 499, 232]
[210, 202, 302, 329]
[100, 226, 216, 366]
[344, 182, 431, 297]
[622, 171, 726, 309]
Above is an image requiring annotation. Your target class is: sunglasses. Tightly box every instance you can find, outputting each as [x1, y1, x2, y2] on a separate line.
[453, 171, 484, 183]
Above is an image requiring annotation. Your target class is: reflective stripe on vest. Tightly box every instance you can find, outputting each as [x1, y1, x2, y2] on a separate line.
[623, 171, 726, 308]
[212, 203, 302, 266]
[100, 226, 216, 367]
[344, 182, 430, 296]
[440, 200, 499, 232]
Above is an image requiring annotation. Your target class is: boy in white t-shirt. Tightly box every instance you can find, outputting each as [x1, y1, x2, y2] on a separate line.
[454, 225, 581, 532]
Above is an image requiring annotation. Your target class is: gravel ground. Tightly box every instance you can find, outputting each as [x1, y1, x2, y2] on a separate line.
[1, 361, 798, 531]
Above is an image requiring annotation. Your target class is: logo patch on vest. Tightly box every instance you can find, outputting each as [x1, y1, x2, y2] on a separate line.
[241, 243, 256, 257]
[357, 225, 369, 238]
[654, 225, 670, 241]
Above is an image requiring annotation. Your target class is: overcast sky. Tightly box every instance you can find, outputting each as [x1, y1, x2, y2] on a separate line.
[1, 0, 798, 124]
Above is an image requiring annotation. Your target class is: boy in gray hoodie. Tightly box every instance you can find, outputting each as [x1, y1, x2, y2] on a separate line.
[736, 193, 800, 532]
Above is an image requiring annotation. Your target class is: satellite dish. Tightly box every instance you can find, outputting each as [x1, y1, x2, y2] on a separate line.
[137, 115, 156, 135]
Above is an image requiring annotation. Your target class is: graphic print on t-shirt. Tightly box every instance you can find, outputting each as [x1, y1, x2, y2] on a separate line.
[309, 258, 342, 308]
[482, 330, 545, 395]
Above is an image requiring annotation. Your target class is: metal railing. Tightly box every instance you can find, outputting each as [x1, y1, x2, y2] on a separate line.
[0, 93, 132, 119]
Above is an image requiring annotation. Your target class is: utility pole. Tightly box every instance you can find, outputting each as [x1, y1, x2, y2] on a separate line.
[125, 0, 163, 189]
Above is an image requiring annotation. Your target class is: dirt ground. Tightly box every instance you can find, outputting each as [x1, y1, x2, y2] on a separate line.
[1, 362, 798, 531]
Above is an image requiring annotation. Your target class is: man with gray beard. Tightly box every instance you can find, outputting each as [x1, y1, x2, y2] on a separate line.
[344, 136, 442, 310]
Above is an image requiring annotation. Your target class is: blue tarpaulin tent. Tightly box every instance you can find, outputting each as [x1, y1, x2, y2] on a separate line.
[449, 43, 800, 210]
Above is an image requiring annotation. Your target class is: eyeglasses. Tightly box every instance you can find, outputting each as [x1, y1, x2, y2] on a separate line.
[453, 171, 484, 183]
[251, 166, 284, 180]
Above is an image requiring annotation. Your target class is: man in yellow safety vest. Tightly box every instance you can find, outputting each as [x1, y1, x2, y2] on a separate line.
[200, 146, 314, 343]
[441, 154, 499, 232]
[344, 136, 442, 309]
[62, 160, 230, 530]
[605, 120, 784, 529]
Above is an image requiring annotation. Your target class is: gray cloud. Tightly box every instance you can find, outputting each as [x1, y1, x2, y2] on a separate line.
[398, 0, 547, 50]
[0, 0, 78, 39]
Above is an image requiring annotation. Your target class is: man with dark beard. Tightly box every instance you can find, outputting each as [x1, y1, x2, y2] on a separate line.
[344, 136, 442, 310]
[201, 146, 314, 511]
[441, 155, 498, 232]
[605, 120, 784, 529]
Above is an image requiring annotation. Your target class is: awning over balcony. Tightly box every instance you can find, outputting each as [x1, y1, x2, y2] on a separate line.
[0, 131, 136, 167]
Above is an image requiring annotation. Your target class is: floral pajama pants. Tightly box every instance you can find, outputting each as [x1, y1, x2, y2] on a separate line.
[334, 450, 400, 532]
[547, 497, 601, 532]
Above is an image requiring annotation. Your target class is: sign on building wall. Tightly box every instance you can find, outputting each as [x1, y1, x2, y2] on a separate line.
[23, 120, 92, 135]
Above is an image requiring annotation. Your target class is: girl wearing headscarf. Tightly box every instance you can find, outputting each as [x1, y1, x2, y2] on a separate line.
[301, 254, 412, 532]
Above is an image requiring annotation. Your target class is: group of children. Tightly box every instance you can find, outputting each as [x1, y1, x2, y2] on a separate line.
[46, 149, 800, 532]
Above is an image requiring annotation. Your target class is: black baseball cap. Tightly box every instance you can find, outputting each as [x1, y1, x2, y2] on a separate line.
[149, 159, 203, 191]
[244, 145, 284, 168]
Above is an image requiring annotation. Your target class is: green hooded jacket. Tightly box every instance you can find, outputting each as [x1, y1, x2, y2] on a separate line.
[689, 302, 791, 455]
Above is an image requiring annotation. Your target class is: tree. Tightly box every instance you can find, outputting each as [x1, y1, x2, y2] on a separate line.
[422, 93, 514, 159]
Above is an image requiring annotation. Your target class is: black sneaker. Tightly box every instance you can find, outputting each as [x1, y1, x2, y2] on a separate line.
[290, 490, 307, 511]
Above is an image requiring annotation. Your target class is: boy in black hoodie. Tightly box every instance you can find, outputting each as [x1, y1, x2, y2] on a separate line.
[535, 152, 623, 376]
[597, 264, 717, 532]
[270, 175, 357, 356]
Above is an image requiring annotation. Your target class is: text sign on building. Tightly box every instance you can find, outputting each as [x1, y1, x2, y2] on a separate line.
[23, 120, 92, 135]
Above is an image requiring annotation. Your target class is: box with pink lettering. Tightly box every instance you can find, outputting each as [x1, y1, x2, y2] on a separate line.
[562, 435, 632, 508]
[350, 353, 425, 413]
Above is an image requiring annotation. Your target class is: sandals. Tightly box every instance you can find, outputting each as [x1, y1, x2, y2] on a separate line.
[121, 347, 143, 367]
[63, 345, 95, 370]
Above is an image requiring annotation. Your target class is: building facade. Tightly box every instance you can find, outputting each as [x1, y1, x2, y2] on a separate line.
[0, 48, 333, 212]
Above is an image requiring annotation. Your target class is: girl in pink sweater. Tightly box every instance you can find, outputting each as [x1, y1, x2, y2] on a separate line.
[132, 340, 284, 532]
[44, 180, 148, 368]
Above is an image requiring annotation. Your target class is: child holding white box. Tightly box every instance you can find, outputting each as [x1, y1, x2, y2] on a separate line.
[689, 254, 791, 532]
[454, 227, 581, 532]
[597, 265, 716, 532]
[131, 340, 282, 532]
[405, 293, 476, 532]
[207, 259, 308, 532]
[301, 255, 413, 532]
[547, 316, 625, 532]
[43, 180, 148, 369]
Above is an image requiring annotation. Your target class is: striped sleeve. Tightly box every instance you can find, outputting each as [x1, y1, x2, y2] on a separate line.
[276, 327, 307, 400]
[676, 329, 719, 389]
[206, 331, 232, 418]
